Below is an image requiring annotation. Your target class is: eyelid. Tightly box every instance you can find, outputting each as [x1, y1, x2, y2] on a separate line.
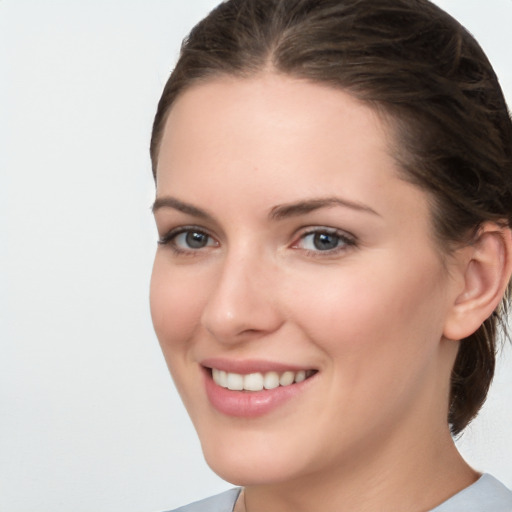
[291, 226, 357, 255]
[158, 225, 219, 252]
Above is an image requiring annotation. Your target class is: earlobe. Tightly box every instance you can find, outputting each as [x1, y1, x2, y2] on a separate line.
[443, 224, 512, 341]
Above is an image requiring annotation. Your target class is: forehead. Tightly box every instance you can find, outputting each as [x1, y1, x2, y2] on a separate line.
[158, 74, 391, 185]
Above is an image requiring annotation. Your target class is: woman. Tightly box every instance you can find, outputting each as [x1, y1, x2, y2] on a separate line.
[149, 0, 512, 510]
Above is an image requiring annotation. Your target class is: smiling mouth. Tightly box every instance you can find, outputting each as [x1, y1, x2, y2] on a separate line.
[209, 368, 317, 392]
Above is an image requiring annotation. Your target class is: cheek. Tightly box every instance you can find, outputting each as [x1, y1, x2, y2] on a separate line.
[286, 262, 449, 441]
[149, 257, 213, 416]
[291, 256, 447, 377]
[149, 256, 206, 358]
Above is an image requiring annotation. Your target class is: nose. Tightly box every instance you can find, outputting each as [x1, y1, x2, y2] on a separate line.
[200, 250, 284, 344]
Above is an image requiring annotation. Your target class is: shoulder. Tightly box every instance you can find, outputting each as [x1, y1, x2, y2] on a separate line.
[163, 488, 242, 512]
[430, 474, 512, 512]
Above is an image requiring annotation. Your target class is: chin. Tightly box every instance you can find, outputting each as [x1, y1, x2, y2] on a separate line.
[200, 439, 300, 486]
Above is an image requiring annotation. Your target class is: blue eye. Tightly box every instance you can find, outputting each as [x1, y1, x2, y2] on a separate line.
[297, 229, 355, 253]
[175, 230, 213, 249]
[159, 228, 217, 251]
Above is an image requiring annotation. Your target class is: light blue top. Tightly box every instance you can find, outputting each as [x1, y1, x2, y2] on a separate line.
[166, 474, 512, 512]
[166, 488, 241, 512]
[430, 474, 512, 512]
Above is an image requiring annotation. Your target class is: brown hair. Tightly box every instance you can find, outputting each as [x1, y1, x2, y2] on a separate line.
[150, 0, 512, 435]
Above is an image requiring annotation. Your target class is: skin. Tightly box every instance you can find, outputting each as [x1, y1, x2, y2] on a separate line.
[150, 73, 480, 512]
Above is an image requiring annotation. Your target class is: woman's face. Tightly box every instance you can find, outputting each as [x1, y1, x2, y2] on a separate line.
[150, 74, 460, 486]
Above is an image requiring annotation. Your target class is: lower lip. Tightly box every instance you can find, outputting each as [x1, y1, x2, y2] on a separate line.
[203, 369, 315, 418]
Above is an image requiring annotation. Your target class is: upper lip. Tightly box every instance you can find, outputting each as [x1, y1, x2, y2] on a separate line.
[200, 357, 316, 375]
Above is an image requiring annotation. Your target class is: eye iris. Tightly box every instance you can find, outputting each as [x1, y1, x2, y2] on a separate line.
[313, 232, 339, 250]
[186, 231, 208, 248]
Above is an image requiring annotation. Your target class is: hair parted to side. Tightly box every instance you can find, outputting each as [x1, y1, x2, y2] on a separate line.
[150, 0, 512, 435]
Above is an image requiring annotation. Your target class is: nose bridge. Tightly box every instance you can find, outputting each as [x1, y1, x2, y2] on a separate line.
[200, 243, 281, 342]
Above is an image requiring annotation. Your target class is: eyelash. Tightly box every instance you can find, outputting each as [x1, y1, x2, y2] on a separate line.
[158, 226, 218, 255]
[158, 226, 357, 257]
[291, 227, 357, 257]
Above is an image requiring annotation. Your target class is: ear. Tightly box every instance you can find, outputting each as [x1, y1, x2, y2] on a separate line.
[443, 224, 512, 341]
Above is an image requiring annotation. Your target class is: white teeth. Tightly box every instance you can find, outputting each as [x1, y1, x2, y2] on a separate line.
[244, 372, 264, 391]
[212, 368, 228, 387]
[218, 370, 228, 388]
[226, 372, 244, 390]
[212, 368, 314, 391]
[263, 371, 280, 390]
[294, 370, 306, 383]
[279, 371, 295, 386]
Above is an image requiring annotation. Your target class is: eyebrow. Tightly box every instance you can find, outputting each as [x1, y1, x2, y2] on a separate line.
[152, 196, 213, 220]
[269, 196, 380, 220]
[152, 195, 380, 221]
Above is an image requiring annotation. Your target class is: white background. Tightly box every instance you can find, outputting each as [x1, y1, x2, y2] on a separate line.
[1, 1, 511, 511]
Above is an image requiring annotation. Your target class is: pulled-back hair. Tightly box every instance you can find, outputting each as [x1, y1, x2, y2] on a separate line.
[150, 0, 512, 435]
